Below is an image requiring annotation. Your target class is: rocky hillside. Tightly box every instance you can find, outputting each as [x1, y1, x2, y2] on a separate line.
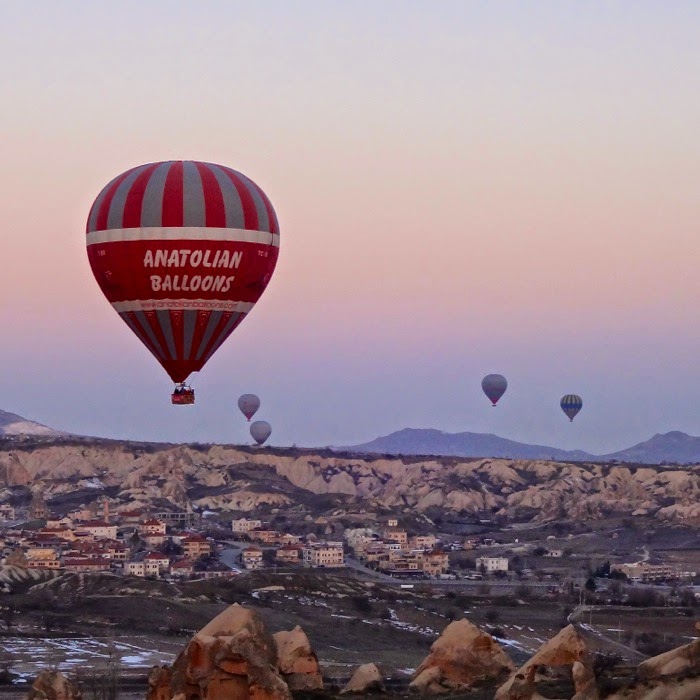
[0, 438, 699, 524]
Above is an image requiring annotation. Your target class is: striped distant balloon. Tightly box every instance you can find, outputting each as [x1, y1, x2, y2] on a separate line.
[86, 161, 279, 384]
[560, 394, 583, 422]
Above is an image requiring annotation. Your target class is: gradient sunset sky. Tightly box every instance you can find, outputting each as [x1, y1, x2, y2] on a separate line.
[2, 2, 699, 452]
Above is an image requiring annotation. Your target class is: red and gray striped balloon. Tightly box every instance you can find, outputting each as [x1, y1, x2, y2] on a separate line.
[86, 160, 280, 384]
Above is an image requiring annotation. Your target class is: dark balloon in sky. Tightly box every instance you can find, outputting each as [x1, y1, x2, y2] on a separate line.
[250, 420, 272, 445]
[560, 394, 583, 422]
[86, 160, 280, 385]
[238, 394, 260, 421]
[482, 374, 508, 406]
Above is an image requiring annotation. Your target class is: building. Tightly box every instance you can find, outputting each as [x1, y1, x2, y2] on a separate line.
[139, 519, 167, 536]
[423, 550, 450, 577]
[143, 552, 170, 577]
[170, 559, 195, 578]
[242, 546, 264, 570]
[476, 556, 509, 573]
[250, 529, 280, 545]
[143, 533, 168, 549]
[275, 544, 301, 564]
[151, 511, 197, 527]
[302, 543, 345, 569]
[382, 528, 408, 547]
[76, 521, 118, 540]
[63, 557, 111, 573]
[411, 535, 438, 550]
[182, 535, 212, 559]
[544, 549, 563, 558]
[126, 561, 146, 577]
[612, 561, 677, 582]
[232, 518, 262, 533]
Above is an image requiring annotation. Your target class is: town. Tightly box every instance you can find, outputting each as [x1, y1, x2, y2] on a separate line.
[1, 492, 697, 594]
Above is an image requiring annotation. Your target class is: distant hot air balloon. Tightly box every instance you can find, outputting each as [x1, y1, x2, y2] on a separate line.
[560, 394, 583, 422]
[482, 374, 508, 406]
[250, 420, 271, 446]
[238, 394, 260, 421]
[86, 161, 280, 404]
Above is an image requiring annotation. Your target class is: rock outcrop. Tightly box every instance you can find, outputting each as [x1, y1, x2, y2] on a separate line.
[146, 603, 291, 700]
[272, 625, 323, 691]
[340, 663, 385, 695]
[605, 676, 700, 700]
[637, 629, 700, 679]
[27, 671, 81, 700]
[495, 624, 598, 700]
[603, 626, 700, 699]
[2, 440, 699, 524]
[409, 618, 514, 694]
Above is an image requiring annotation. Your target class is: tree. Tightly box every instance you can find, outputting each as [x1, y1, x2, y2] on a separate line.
[484, 609, 500, 624]
[585, 577, 597, 592]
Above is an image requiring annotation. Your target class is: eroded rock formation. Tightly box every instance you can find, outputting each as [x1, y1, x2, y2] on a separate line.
[409, 618, 514, 694]
[604, 625, 700, 699]
[27, 671, 81, 700]
[146, 603, 291, 700]
[495, 624, 598, 700]
[340, 663, 385, 695]
[2, 441, 699, 523]
[272, 625, 323, 691]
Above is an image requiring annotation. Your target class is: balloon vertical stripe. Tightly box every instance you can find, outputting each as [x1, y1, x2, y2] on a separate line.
[195, 162, 227, 227]
[161, 162, 184, 227]
[122, 163, 161, 228]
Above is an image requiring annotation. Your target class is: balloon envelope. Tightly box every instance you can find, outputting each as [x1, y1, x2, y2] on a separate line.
[238, 394, 260, 421]
[250, 420, 272, 445]
[560, 394, 583, 422]
[482, 374, 508, 406]
[86, 161, 280, 384]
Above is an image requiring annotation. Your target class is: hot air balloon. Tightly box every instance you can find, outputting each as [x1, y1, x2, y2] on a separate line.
[238, 394, 260, 421]
[86, 161, 280, 404]
[250, 420, 271, 446]
[560, 394, 583, 422]
[482, 374, 508, 406]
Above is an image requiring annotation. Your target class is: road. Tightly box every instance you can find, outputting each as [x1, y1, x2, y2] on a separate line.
[218, 542, 554, 593]
[569, 605, 646, 661]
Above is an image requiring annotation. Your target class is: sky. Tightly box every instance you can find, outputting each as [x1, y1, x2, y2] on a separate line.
[1, 1, 699, 453]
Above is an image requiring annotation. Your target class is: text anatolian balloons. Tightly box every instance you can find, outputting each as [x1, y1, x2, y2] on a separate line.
[560, 394, 583, 422]
[238, 394, 260, 421]
[86, 160, 280, 389]
[250, 420, 272, 446]
[481, 374, 508, 406]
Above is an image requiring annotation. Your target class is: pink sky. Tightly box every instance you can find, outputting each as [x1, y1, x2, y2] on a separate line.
[1, 2, 699, 451]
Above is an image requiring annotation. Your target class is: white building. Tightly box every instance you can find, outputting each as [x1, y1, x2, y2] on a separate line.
[232, 518, 263, 533]
[126, 561, 146, 577]
[476, 556, 509, 573]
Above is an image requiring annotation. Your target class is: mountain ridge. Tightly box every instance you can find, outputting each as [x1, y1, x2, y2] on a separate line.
[0, 409, 63, 438]
[342, 427, 700, 465]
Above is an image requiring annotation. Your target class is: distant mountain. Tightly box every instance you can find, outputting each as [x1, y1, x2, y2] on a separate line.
[341, 428, 594, 462]
[342, 428, 700, 465]
[0, 409, 62, 437]
[602, 431, 700, 465]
